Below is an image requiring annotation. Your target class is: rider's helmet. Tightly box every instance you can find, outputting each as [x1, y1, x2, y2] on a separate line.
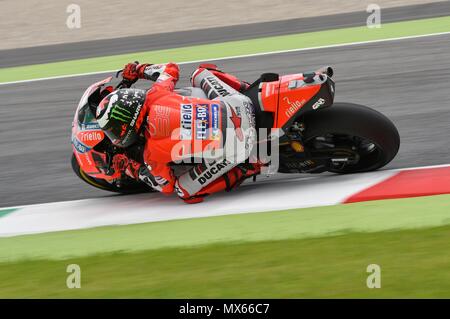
[95, 88, 146, 147]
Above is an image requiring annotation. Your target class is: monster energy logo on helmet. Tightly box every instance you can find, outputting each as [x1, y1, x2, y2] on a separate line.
[96, 89, 146, 147]
[110, 105, 132, 123]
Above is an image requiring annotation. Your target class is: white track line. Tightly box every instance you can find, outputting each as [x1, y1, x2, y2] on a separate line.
[1, 31, 450, 86]
[1, 163, 449, 211]
[1, 164, 449, 237]
[0, 171, 397, 237]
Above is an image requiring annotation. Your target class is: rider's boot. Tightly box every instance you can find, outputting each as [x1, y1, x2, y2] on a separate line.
[176, 162, 262, 204]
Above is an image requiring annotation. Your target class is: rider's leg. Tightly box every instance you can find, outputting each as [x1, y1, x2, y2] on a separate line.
[175, 69, 256, 202]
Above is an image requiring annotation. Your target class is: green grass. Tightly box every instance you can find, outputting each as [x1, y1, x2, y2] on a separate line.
[1, 16, 450, 83]
[1, 195, 450, 297]
[1, 195, 450, 263]
[2, 224, 450, 298]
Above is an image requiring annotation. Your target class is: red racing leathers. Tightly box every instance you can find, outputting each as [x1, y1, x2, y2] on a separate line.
[116, 62, 259, 203]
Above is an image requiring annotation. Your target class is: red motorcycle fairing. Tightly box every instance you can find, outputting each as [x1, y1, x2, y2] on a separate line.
[243, 70, 335, 144]
[72, 76, 114, 180]
[73, 70, 333, 180]
[258, 72, 335, 129]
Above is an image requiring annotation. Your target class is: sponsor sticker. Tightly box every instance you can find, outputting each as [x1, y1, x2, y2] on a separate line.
[72, 136, 91, 154]
[198, 159, 231, 185]
[180, 104, 193, 140]
[195, 104, 209, 140]
[77, 130, 104, 147]
[110, 105, 132, 123]
[122, 104, 142, 142]
[81, 123, 101, 130]
[284, 97, 307, 117]
[211, 104, 220, 140]
[205, 76, 230, 98]
[312, 98, 326, 110]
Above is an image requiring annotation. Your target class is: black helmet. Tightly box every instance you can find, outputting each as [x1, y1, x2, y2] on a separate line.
[96, 88, 146, 147]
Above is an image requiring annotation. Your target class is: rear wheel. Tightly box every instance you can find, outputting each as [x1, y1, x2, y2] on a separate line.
[301, 103, 400, 173]
[71, 154, 153, 194]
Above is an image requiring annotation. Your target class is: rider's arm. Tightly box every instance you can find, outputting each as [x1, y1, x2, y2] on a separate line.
[104, 153, 141, 181]
[121, 62, 179, 90]
[141, 63, 180, 92]
[109, 152, 175, 193]
[143, 160, 175, 194]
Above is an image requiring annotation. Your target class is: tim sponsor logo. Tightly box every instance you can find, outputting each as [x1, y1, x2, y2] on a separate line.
[284, 97, 306, 117]
[180, 104, 193, 140]
[79, 131, 103, 142]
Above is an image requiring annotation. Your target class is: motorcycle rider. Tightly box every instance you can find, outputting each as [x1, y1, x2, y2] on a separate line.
[95, 62, 261, 203]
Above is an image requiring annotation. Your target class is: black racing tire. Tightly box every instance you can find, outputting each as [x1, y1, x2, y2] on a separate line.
[302, 103, 400, 173]
[71, 153, 153, 194]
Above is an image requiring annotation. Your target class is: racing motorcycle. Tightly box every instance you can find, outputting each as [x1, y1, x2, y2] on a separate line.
[71, 66, 400, 193]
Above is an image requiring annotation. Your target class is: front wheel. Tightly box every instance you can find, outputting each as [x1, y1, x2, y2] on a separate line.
[301, 103, 400, 173]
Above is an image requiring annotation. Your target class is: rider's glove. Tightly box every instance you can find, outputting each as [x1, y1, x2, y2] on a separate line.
[112, 154, 141, 180]
[137, 164, 177, 193]
[137, 166, 163, 192]
[141, 64, 176, 82]
[122, 62, 151, 84]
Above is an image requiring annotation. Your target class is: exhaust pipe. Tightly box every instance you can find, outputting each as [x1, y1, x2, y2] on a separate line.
[316, 66, 334, 77]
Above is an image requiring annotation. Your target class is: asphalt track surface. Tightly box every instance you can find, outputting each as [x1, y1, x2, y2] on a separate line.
[1, 32, 450, 207]
[2, 1, 450, 67]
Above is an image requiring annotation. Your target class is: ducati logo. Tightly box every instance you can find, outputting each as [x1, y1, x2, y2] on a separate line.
[206, 76, 230, 97]
[198, 159, 232, 185]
